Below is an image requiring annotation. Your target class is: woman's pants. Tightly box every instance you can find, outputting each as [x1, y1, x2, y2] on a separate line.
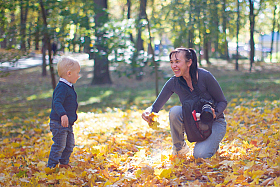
[169, 106, 227, 158]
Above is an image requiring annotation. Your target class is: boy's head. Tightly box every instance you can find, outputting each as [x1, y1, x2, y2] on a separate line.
[57, 56, 80, 84]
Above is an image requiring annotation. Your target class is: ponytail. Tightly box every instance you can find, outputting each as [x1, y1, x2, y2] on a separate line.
[189, 48, 198, 83]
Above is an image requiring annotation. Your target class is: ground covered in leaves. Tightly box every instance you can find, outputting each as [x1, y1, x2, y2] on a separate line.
[0, 99, 279, 186]
[1, 56, 280, 186]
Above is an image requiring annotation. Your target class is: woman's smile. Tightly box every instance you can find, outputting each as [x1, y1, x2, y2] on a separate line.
[170, 52, 190, 77]
[173, 69, 181, 76]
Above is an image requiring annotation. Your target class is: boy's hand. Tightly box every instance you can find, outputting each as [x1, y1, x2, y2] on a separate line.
[61, 115, 69, 127]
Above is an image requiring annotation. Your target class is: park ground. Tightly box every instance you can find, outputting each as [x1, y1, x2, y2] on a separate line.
[0, 54, 280, 186]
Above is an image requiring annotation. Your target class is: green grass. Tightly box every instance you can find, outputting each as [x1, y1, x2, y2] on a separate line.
[218, 71, 280, 102]
[1, 59, 280, 123]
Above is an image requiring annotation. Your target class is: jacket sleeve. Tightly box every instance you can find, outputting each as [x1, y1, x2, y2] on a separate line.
[53, 85, 68, 117]
[149, 77, 175, 113]
[205, 72, 227, 118]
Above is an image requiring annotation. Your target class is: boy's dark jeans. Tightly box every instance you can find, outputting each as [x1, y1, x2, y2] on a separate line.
[47, 120, 75, 168]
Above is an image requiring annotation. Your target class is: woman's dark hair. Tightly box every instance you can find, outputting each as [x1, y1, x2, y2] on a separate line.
[169, 47, 198, 83]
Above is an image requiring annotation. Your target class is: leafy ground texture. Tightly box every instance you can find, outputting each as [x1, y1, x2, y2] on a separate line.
[0, 56, 280, 186]
[0, 101, 280, 186]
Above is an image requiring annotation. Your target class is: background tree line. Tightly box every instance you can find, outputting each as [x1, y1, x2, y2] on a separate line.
[0, 0, 279, 89]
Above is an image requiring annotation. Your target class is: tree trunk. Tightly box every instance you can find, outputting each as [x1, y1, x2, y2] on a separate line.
[195, 1, 202, 66]
[127, 0, 134, 43]
[82, 15, 91, 55]
[202, 0, 210, 64]
[213, 0, 219, 58]
[91, 0, 112, 85]
[235, 0, 240, 71]
[34, 22, 40, 50]
[204, 36, 210, 65]
[7, 11, 16, 49]
[0, 9, 7, 49]
[40, 0, 56, 89]
[249, 0, 255, 72]
[222, 0, 229, 61]
[42, 36, 47, 76]
[146, 0, 158, 96]
[27, 22, 31, 50]
[270, 5, 277, 63]
[20, 0, 29, 51]
[276, 17, 280, 61]
[198, 27, 202, 66]
[136, 27, 144, 51]
[84, 36, 91, 54]
[136, 0, 147, 52]
[133, 0, 147, 80]
[188, 0, 194, 48]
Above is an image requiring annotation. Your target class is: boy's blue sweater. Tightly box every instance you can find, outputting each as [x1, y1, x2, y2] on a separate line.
[49, 81, 78, 125]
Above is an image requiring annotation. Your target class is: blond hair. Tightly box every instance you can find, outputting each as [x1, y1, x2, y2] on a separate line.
[57, 56, 79, 77]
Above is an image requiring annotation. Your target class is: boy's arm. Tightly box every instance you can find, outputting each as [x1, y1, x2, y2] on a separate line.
[53, 85, 69, 125]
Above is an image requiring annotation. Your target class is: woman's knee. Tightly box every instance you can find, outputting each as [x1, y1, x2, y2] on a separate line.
[169, 106, 182, 121]
[193, 145, 217, 159]
[193, 118, 227, 159]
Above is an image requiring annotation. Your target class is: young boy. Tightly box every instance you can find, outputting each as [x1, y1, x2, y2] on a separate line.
[47, 56, 80, 169]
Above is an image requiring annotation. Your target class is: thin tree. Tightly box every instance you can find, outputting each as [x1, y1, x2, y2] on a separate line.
[0, 5, 7, 49]
[91, 0, 112, 85]
[188, 0, 194, 48]
[7, 11, 16, 49]
[136, 0, 146, 53]
[248, 0, 263, 72]
[202, 0, 211, 65]
[270, 5, 277, 63]
[212, 0, 219, 58]
[248, 0, 254, 72]
[127, 0, 134, 43]
[194, 0, 202, 66]
[82, 14, 91, 55]
[20, 0, 29, 51]
[146, 0, 158, 96]
[132, 0, 147, 80]
[42, 36, 47, 76]
[34, 18, 40, 50]
[40, 0, 56, 89]
[277, 15, 280, 61]
[222, 0, 229, 61]
[236, 0, 240, 71]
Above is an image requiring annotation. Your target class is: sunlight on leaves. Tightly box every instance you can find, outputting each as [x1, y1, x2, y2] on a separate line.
[0, 99, 279, 186]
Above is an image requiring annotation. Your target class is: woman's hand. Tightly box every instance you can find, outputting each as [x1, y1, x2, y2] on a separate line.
[211, 108, 216, 119]
[142, 111, 153, 124]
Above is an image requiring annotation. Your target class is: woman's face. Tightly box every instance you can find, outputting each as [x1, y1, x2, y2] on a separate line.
[170, 51, 192, 78]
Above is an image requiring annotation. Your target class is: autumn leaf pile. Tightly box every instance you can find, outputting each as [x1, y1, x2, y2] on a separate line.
[0, 99, 280, 186]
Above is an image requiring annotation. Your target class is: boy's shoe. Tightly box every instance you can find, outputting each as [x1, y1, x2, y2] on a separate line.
[172, 142, 190, 156]
[59, 164, 72, 169]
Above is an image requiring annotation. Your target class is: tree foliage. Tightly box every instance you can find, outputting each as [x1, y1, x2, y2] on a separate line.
[0, 0, 279, 81]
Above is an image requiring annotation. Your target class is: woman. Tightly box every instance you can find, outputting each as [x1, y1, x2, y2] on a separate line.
[142, 48, 227, 158]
